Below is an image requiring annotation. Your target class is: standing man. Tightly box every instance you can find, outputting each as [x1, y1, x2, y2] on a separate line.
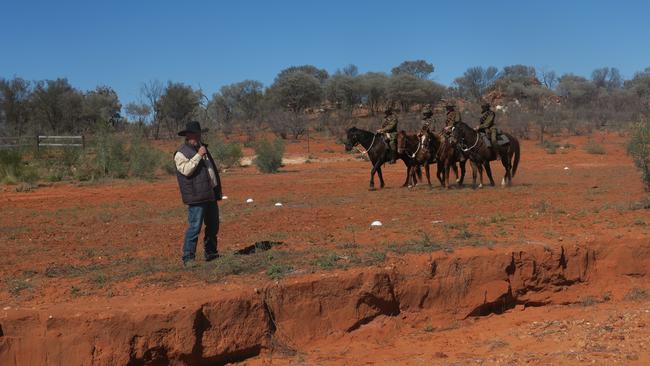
[377, 105, 399, 164]
[477, 102, 498, 155]
[174, 121, 222, 265]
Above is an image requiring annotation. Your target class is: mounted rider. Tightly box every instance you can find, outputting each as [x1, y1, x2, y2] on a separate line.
[377, 104, 399, 164]
[420, 104, 434, 135]
[445, 102, 462, 128]
[476, 102, 498, 155]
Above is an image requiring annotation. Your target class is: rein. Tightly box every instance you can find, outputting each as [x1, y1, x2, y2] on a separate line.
[407, 137, 422, 158]
[353, 132, 378, 155]
[460, 129, 480, 153]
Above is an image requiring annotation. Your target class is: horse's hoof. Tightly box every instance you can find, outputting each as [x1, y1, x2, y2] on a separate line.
[501, 178, 506, 186]
[369, 187, 376, 191]
[478, 184, 483, 189]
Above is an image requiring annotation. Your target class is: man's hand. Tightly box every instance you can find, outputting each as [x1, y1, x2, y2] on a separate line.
[197, 146, 207, 157]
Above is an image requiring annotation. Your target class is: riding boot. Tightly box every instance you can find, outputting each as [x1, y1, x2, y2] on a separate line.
[389, 151, 397, 164]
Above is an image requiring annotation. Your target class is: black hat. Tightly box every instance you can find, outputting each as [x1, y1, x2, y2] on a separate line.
[178, 121, 208, 136]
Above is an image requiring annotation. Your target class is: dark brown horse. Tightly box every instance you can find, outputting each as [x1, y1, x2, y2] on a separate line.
[345, 127, 420, 190]
[437, 131, 468, 189]
[450, 121, 520, 188]
[397, 130, 466, 188]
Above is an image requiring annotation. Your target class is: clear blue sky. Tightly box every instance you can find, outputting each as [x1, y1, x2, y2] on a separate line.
[2, 0, 649, 106]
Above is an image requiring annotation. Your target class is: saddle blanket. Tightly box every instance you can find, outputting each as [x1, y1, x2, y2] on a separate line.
[481, 132, 509, 147]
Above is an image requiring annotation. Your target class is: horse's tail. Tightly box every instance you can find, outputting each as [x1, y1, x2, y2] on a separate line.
[511, 136, 520, 178]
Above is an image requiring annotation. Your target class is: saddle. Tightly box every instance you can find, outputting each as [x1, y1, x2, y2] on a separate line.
[480, 131, 509, 147]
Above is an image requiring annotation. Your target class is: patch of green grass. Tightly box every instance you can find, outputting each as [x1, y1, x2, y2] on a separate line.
[532, 199, 551, 214]
[6, 278, 33, 296]
[624, 288, 650, 302]
[266, 264, 293, 280]
[388, 232, 442, 254]
[585, 139, 606, 155]
[579, 296, 599, 307]
[486, 338, 509, 350]
[311, 253, 341, 270]
[91, 272, 109, 286]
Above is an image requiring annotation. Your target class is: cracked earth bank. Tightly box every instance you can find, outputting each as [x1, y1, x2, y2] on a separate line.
[1, 241, 649, 365]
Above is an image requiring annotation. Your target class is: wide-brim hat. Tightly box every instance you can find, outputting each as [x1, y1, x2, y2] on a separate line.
[178, 121, 208, 136]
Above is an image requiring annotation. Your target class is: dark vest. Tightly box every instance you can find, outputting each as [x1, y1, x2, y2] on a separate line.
[175, 143, 222, 205]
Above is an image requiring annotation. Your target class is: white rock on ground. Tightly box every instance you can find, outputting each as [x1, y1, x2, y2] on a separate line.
[275, 202, 283, 207]
[222, 196, 228, 200]
[370, 220, 383, 227]
[246, 198, 254, 203]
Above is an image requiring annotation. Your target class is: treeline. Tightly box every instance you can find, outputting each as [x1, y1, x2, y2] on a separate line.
[2, 61, 650, 140]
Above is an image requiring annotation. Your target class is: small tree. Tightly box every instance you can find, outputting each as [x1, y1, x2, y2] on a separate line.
[391, 60, 434, 79]
[627, 118, 650, 191]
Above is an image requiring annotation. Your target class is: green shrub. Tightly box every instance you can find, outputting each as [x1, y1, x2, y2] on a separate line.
[253, 139, 284, 173]
[128, 134, 160, 179]
[542, 140, 559, 154]
[585, 139, 606, 155]
[90, 130, 128, 179]
[208, 138, 243, 169]
[75, 124, 127, 180]
[0, 149, 39, 184]
[627, 119, 650, 191]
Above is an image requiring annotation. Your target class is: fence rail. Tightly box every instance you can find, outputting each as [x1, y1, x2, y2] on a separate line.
[0, 135, 85, 149]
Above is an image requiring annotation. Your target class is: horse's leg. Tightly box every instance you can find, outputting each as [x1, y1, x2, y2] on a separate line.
[444, 162, 450, 189]
[477, 162, 484, 189]
[484, 161, 495, 186]
[437, 161, 445, 187]
[452, 163, 459, 183]
[425, 163, 432, 187]
[501, 153, 511, 187]
[458, 160, 467, 187]
[470, 161, 478, 189]
[377, 166, 385, 189]
[403, 164, 411, 187]
[369, 160, 380, 190]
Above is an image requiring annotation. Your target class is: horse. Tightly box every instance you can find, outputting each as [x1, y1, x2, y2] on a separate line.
[449, 121, 520, 188]
[397, 130, 466, 188]
[344, 127, 420, 190]
[436, 131, 468, 189]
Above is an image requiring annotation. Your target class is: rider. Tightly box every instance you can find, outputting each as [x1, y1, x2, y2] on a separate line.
[420, 104, 434, 135]
[476, 102, 498, 155]
[377, 105, 399, 164]
[445, 102, 462, 128]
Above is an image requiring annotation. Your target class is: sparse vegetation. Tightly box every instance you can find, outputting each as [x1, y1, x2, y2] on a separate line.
[627, 118, 650, 191]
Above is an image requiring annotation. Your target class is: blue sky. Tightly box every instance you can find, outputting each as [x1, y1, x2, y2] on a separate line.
[2, 0, 649, 105]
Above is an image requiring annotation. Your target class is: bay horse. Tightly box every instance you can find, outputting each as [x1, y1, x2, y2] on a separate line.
[397, 131, 466, 188]
[450, 121, 520, 188]
[437, 131, 468, 189]
[345, 127, 420, 190]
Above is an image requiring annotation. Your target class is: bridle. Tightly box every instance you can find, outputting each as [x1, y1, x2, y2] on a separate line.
[452, 126, 480, 153]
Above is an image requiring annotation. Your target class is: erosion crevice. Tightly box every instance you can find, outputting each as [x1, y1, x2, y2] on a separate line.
[1, 243, 647, 365]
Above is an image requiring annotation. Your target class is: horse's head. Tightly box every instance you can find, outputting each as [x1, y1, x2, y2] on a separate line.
[396, 130, 407, 154]
[449, 121, 467, 145]
[344, 127, 359, 151]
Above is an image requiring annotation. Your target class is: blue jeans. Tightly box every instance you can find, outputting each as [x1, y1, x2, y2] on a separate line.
[182, 201, 219, 262]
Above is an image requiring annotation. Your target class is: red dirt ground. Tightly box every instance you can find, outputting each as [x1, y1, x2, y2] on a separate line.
[1, 131, 649, 365]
